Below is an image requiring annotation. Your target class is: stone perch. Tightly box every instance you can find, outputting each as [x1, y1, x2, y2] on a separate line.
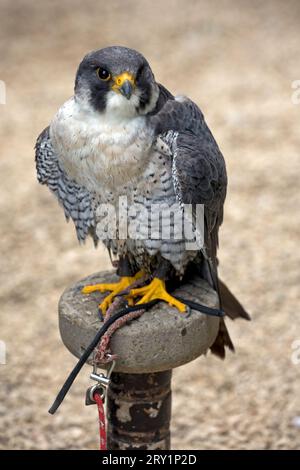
[59, 270, 220, 450]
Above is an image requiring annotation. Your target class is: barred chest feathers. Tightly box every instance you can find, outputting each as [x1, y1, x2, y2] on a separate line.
[49, 97, 196, 273]
[50, 96, 155, 195]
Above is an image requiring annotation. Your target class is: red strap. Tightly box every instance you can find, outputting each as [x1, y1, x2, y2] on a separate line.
[93, 391, 107, 450]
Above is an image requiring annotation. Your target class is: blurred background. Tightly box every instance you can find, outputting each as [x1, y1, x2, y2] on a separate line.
[0, 0, 300, 449]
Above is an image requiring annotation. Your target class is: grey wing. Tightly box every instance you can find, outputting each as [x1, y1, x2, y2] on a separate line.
[35, 126, 97, 244]
[152, 97, 227, 262]
[151, 97, 249, 358]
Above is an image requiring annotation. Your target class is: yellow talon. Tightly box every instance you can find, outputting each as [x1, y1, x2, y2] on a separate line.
[127, 277, 186, 313]
[82, 271, 144, 314]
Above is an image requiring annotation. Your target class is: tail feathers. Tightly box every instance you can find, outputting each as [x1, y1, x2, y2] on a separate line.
[210, 280, 250, 358]
[210, 318, 235, 359]
[197, 258, 250, 358]
[219, 279, 251, 321]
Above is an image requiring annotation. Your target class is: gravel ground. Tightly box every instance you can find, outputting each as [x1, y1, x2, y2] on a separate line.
[0, 0, 300, 450]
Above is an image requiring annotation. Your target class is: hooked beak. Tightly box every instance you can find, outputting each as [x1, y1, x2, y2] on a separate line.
[112, 72, 135, 100]
[119, 80, 133, 100]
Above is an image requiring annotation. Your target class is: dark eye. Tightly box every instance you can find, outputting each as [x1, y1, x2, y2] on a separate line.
[97, 67, 111, 81]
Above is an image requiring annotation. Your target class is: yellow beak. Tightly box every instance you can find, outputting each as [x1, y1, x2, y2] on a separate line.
[112, 72, 135, 99]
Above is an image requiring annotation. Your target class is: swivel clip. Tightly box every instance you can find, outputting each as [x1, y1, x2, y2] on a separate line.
[85, 354, 116, 406]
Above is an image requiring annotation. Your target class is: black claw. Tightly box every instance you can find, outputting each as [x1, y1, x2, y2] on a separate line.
[98, 307, 104, 321]
[114, 289, 129, 297]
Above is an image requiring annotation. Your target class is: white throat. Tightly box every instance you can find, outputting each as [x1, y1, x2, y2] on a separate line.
[104, 91, 140, 120]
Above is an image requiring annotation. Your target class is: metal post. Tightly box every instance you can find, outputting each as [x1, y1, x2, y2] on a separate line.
[106, 370, 172, 450]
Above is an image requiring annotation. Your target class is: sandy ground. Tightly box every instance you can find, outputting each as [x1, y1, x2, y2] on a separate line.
[0, 0, 300, 450]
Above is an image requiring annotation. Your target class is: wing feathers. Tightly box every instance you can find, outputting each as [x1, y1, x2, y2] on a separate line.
[151, 95, 249, 357]
[35, 127, 96, 243]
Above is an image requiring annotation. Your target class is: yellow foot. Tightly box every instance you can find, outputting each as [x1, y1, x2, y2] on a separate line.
[128, 277, 186, 313]
[82, 271, 144, 314]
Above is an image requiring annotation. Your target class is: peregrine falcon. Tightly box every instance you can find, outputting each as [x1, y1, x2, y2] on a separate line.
[35, 46, 249, 358]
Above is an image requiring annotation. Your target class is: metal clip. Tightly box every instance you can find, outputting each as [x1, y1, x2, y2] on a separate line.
[85, 354, 116, 406]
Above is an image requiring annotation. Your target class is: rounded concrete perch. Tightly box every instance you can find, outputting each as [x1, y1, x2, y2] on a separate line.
[59, 270, 220, 373]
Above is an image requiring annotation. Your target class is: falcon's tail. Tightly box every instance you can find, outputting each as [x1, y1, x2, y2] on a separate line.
[210, 278, 250, 359]
[197, 258, 250, 359]
[210, 317, 234, 359]
[218, 279, 251, 321]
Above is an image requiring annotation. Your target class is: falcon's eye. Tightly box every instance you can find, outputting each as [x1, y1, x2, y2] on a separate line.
[96, 67, 111, 81]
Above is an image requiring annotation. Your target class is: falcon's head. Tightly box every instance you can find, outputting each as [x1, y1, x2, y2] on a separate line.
[74, 46, 159, 118]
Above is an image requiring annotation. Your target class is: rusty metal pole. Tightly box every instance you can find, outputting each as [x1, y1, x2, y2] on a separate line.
[107, 371, 172, 450]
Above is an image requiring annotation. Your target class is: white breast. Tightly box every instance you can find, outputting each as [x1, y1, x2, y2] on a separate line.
[50, 97, 154, 194]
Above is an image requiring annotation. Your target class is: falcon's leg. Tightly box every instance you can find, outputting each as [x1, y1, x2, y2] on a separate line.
[127, 259, 186, 313]
[82, 256, 144, 315]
